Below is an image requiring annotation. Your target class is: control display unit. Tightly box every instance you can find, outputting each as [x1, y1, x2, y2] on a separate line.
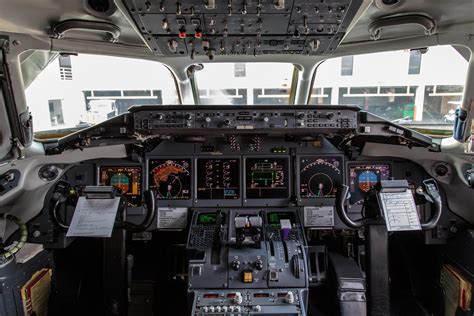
[148, 159, 192, 200]
[245, 157, 289, 199]
[99, 166, 142, 207]
[196, 158, 240, 200]
[299, 156, 343, 198]
[349, 164, 391, 204]
[267, 211, 296, 227]
[197, 212, 226, 225]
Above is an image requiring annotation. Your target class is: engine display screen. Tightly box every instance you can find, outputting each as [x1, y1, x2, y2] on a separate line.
[245, 157, 289, 199]
[99, 166, 142, 207]
[349, 164, 391, 204]
[196, 158, 240, 200]
[148, 159, 192, 200]
[299, 156, 343, 198]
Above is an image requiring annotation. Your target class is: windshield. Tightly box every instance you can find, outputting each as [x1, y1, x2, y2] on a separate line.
[194, 63, 294, 105]
[24, 53, 179, 138]
[310, 45, 469, 137]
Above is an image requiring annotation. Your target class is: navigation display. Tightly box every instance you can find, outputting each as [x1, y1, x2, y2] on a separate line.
[245, 157, 289, 199]
[148, 159, 191, 200]
[196, 158, 240, 200]
[299, 156, 343, 198]
[99, 166, 142, 207]
[349, 164, 391, 204]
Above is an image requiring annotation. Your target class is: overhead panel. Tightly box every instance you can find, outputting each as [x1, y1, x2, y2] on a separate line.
[123, 0, 363, 58]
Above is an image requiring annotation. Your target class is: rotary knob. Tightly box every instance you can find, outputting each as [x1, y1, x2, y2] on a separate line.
[231, 259, 241, 271]
[297, 113, 305, 120]
[185, 113, 192, 120]
[285, 291, 295, 304]
[326, 112, 335, 119]
[234, 292, 243, 305]
[254, 259, 264, 270]
[224, 119, 232, 125]
[156, 113, 164, 120]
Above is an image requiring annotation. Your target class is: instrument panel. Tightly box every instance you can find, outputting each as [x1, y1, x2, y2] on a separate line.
[96, 156, 393, 210]
[245, 157, 289, 200]
[299, 156, 343, 198]
[122, 0, 364, 58]
[98, 166, 143, 207]
[348, 163, 391, 204]
[148, 158, 192, 200]
[196, 158, 240, 200]
[132, 107, 358, 132]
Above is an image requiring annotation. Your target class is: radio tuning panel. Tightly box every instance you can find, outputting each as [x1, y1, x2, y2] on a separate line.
[123, 0, 363, 58]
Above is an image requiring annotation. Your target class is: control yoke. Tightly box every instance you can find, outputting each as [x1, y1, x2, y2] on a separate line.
[336, 179, 442, 230]
[50, 184, 156, 233]
[416, 179, 443, 230]
[335, 185, 382, 229]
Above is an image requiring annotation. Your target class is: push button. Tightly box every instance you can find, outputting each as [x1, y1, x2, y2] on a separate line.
[243, 271, 253, 283]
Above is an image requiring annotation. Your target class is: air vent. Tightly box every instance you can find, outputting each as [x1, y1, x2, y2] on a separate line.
[38, 165, 59, 181]
[431, 162, 452, 182]
[84, 0, 116, 17]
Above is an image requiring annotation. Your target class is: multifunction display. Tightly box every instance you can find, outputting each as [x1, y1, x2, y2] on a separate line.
[99, 166, 142, 207]
[148, 159, 192, 200]
[196, 158, 240, 200]
[245, 157, 289, 199]
[299, 156, 343, 198]
[349, 164, 391, 204]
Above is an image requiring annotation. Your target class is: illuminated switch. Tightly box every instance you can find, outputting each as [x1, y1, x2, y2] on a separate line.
[280, 219, 292, 241]
[243, 271, 253, 283]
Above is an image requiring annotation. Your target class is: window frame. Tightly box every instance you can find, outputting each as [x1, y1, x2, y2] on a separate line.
[190, 62, 298, 106]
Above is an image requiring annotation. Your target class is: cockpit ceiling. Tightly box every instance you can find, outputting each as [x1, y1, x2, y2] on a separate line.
[0, 0, 472, 57]
[122, 0, 364, 57]
[0, 0, 147, 47]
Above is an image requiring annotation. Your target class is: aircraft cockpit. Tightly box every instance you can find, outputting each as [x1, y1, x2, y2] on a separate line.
[0, 0, 473, 315]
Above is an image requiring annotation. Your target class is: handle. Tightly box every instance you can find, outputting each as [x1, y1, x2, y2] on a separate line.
[116, 190, 156, 233]
[53, 20, 121, 43]
[49, 181, 73, 232]
[336, 185, 380, 228]
[369, 14, 436, 40]
[419, 179, 443, 230]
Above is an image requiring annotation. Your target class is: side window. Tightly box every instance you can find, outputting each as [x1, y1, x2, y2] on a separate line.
[23, 53, 179, 136]
[310, 46, 468, 137]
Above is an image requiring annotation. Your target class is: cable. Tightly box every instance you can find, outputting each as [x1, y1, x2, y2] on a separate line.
[0, 214, 28, 263]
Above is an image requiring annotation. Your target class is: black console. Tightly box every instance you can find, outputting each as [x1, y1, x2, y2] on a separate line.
[187, 208, 308, 315]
